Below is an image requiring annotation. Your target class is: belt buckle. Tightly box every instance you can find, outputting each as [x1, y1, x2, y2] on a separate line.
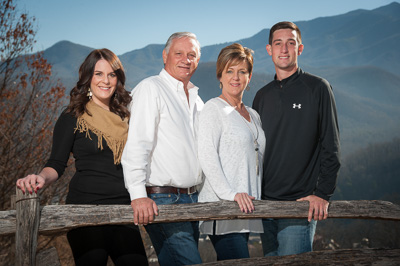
[187, 186, 196, 195]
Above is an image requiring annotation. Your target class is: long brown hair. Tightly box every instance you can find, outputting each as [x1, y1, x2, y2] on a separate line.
[66, 48, 131, 119]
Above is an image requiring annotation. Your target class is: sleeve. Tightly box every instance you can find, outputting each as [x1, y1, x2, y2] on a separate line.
[198, 102, 237, 201]
[252, 90, 261, 112]
[315, 80, 341, 200]
[250, 108, 262, 127]
[121, 80, 160, 200]
[44, 112, 76, 177]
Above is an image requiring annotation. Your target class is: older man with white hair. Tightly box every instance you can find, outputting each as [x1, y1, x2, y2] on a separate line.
[122, 32, 203, 266]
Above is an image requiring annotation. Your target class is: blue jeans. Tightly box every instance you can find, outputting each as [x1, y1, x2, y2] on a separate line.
[209, 232, 250, 261]
[145, 192, 202, 266]
[260, 218, 317, 256]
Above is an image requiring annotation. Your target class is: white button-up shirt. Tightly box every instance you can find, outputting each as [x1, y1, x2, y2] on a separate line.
[122, 69, 204, 200]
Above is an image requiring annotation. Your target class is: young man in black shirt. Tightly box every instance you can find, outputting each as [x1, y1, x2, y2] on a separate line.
[253, 21, 340, 256]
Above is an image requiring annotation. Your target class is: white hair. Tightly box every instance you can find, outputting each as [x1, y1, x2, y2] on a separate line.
[164, 32, 201, 57]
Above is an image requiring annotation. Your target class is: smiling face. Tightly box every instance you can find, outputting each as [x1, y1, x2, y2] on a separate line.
[220, 60, 252, 100]
[90, 59, 117, 110]
[267, 28, 304, 80]
[162, 37, 200, 86]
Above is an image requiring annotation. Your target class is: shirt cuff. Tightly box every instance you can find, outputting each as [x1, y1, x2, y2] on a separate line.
[314, 190, 330, 201]
[127, 185, 148, 201]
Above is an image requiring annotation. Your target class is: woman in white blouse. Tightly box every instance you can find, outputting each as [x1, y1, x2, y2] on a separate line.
[198, 43, 266, 260]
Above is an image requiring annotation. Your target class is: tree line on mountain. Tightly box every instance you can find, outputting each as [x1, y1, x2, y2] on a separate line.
[40, 3, 400, 159]
[334, 137, 400, 203]
[315, 137, 400, 251]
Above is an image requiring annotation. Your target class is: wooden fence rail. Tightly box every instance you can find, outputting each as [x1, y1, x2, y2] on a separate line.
[2, 195, 400, 237]
[0, 188, 399, 265]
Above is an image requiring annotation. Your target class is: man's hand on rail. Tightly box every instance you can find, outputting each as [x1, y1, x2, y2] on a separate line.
[297, 195, 329, 222]
[131, 197, 159, 225]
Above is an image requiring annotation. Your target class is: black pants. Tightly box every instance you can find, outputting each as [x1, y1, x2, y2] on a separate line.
[67, 225, 148, 266]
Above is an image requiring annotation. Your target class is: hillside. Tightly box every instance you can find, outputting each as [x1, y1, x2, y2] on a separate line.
[315, 137, 400, 251]
[198, 2, 400, 76]
[45, 2, 400, 88]
[333, 137, 400, 202]
[309, 65, 400, 154]
[121, 44, 165, 85]
[32, 2, 400, 156]
[43, 40, 94, 87]
[192, 62, 400, 156]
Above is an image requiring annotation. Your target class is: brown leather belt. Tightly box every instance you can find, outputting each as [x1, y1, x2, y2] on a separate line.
[146, 186, 197, 195]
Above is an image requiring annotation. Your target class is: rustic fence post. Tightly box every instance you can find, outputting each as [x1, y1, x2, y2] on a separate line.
[15, 187, 40, 266]
[11, 194, 16, 209]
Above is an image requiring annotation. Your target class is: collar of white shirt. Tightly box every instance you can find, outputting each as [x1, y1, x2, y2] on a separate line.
[160, 68, 199, 93]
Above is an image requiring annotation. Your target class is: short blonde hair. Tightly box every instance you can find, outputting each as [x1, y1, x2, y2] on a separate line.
[216, 43, 254, 80]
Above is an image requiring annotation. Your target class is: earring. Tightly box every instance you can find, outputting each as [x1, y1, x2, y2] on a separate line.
[87, 88, 92, 99]
[219, 82, 223, 89]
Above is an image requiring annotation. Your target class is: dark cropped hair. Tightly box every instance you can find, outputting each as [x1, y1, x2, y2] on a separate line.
[66, 48, 131, 119]
[216, 43, 254, 80]
[269, 21, 302, 45]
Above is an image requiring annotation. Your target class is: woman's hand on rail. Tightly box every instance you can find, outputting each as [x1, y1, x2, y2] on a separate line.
[16, 174, 45, 194]
[234, 193, 255, 213]
[16, 167, 58, 194]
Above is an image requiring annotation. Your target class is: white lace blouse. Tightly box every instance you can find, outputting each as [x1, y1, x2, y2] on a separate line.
[198, 97, 266, 235]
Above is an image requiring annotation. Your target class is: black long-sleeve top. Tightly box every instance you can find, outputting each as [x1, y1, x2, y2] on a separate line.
[252, 68, 340, 201]
[45, 112, 130, 205]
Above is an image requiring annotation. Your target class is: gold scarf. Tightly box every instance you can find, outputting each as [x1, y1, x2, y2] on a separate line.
[75, 100, 128, 164]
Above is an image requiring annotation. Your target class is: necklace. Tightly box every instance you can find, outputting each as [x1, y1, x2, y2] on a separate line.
[221, 94, 260, 175]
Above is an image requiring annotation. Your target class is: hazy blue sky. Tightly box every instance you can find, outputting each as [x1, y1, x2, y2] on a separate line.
[18, 0, 399, 55]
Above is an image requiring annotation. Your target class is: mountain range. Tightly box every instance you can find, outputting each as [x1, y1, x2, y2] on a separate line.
[41, 2, 400, 157]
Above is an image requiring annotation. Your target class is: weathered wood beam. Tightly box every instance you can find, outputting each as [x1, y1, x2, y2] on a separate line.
[0, 209, 16, 236]
[15, 188, 40, 266]
[1, 200, 399, 236]
[197, 248, 400, 266]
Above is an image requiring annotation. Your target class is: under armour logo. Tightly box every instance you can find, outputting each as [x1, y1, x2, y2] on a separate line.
[293, 103, 302, 109]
